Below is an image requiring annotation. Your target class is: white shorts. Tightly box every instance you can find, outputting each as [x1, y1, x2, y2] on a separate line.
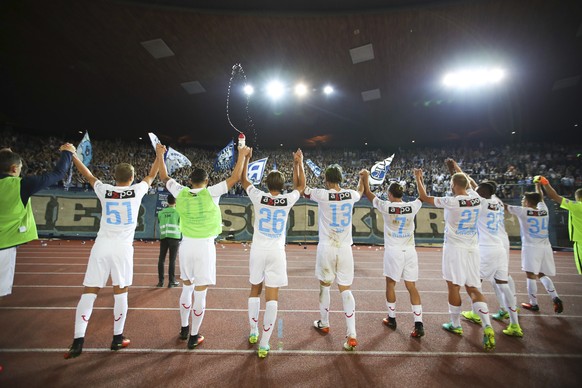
[316, 244, 354, 286]
[179, 237, 216, 286]
[521, 244, 556, 276]
[479, 245, 508, 282]
[83, 239, 134, 288]
[384, 245, 419, 282]
[442, 244, 481, 287]
[249, 247, 287, 288]
[0, 247, 17, 297]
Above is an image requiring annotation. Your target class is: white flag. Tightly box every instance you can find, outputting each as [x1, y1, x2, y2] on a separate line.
[148, 132, 191, 175]
[369, 154, 395, 185]
[247, 157, 268, 185]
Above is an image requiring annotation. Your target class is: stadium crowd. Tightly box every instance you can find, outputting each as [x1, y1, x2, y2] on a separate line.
[2, 128, 580, 199]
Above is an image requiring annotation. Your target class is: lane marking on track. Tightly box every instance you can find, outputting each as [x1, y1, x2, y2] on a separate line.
[1, 306, 581, 318]
[1, 348, 582, 358]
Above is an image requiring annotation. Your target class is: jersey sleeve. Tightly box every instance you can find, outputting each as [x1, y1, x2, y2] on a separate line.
[93, 180, 105, 199]
[411, 198, 423, 213]
[537, 201, 549, 212]
[561, 198, 581, 212]
[306, 187, 325, 202]
[507, 205, 523, 216]
[372, 197, 389, 214]
[208, 181, 228, 197]
[350, 190, 361, 202]
[136, 181, 149, 197]
[287, 190, 301, 205]
[246, 185, 263, 204]
[433, 196, 450, 209]
[166, 179, 184, 197]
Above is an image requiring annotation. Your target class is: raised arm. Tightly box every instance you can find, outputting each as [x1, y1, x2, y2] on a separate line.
[414, 168, 435, 205]
[360, 169, 375, 202]
[535, 182, 544, 201]
[72, 152, 98, 188]
[446, 158, 476, 189]
[241, 147, 253, 190]
[157, 144, 170, 183]
[226, 145, 250, 190]
[537, 176, 563, 204]
[141, 144, 161, 187]
[293, 148, 306, 195]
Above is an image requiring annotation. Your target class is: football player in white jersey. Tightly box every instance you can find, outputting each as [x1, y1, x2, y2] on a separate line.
[361, 170, 425, 338]
[241, 148, 305, 358]
[65, 144, 161, 359]
[506, 184, 563, 314]
[306, 164, 364, 351]
[159, 143, 250, 350]
[414, 167, 495, 351]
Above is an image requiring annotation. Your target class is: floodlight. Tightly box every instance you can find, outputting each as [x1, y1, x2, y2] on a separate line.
[243, 84, 254, 96]
[295, 83, 308, 97]
[323, 85, 334, 95]
[442, 67, 507, 88]
[267, 81, 284, 100]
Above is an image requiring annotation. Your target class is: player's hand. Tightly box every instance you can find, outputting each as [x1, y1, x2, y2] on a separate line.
[445, 158, 456, 174]
[293, 148, 304, 163]
[60, 143, 76, 154]
[533, 175, 549, 185]
[413, 168, 423, 178]
[359, 169, 370, 178]
[156, 143, 167, 156]
[238, 145, 251, 158]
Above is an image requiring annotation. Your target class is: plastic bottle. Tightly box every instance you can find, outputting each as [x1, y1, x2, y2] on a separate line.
[238, 133, 245, 148]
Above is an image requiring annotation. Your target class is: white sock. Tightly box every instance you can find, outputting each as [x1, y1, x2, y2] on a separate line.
[319, 285, 331, 326]
[473, 301, 492, 327]
[412, 305, 422, 323]
[386, 301, 396, 318]
[448, 303, 461, 327]
[190, 289, 207, 335]
[508, 275, 517, 302]
[259, 300, 278, 348]
[498, 283, 519, 325]
[492, 280, 506, 311]
[248, 297, 260, 335]
[539, 276, 559, 299]
[113, 293, 128, 335]
[341, 290, 356, 338]
[526, 278, 538, 306]
[74, 293, 97, 338]
[179, 284, 194, 327]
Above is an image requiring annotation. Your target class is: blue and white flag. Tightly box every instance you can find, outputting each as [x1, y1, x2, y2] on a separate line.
[369, 153, 395, 185]
[306, 159, 322, 177]
[214, 140, 235, 172]
[77, 131, 92, 166]
[65, 131, 92, 189]
[273, 159, 277, 171]
[148, 132, 192, 175]
[247, 157, 268, 185]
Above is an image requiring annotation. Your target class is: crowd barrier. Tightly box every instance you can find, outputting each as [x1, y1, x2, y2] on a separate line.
[31, 189, 572, 248]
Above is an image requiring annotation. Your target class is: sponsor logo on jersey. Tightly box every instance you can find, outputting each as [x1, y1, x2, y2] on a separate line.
[260, 196, 288, 206]
[458, 198, 481, 207]
[526, 210, 548, 216]
[487, 203, 501, 211]
[328, 192, 352, 201]
[388, 206, 413, 214]
[105, 189, 136, 199]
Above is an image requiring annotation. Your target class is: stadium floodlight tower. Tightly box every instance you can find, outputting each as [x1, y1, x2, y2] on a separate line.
[442, 67, 506, 88]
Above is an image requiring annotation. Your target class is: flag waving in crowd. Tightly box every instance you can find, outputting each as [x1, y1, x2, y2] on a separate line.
[148, 132, 192, 175]
[214, 140, 235, 172]
[306, 159, 322, 177]
[65, 131, 92, 189]
[247, 157, 268, 185]
[369, 154, 395, 185]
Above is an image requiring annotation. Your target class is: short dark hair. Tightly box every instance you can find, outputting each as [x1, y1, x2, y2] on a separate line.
[189, 168, 208, 184]
[324, 164, 343, 184]
[266, 171, 285, 192]
[477, 181, 496, 198]
[167, 194, 176, 205]
[524, 192, 542, 206]
[388, 182, 404, 198]
[0, 149, 22, 174]
[114, 163, 134, 183]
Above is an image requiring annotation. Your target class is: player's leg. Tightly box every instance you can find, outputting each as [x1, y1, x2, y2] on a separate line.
[167, 239, 180, 287]
[496, 279, 523, 337]
[157, 238, 169, 287]
[466, 285, 495, 350]
[177, 239, 195, 340]
[258, 287, 279, 358]
[110, 243, 134, 351]
[382, 248, 402, 330]
[0, 247, 17, 297]
[538, 245, 563, 313]
[522, 271, 540, 311]
[111, 285, 131, 350]
[442, 246, 464, 335]
[338, 246, 357, 351]
[443, 281, 464, 335]
[248, 282, 263, 344]
[314, 244, 333, 333]
[405, 280, 424, 337]
[574, 241, 582, 275]
[384, 277, 398, 330]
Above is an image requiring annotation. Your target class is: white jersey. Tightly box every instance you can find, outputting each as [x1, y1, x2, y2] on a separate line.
[94, 180, 149, 242]
[373, 197, 422, 247]
[305, 187, 361, 247]
[247, 186, 300, 250]
[166, 179, 227, 206]
[507, 201, 550, 246]
[493, 195, 510, 242]
[476, 197, 504, 246]
[433, 189, 485, 248]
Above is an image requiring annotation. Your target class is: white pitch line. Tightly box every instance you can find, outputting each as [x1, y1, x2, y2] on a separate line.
[1, 306, 581, 318]
[1, 347, 581, 358]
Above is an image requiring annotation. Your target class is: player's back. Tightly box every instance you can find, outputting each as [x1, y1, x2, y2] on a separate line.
[374, 197, 421, 247]
[476, 198, 504, 246]
[508, 202, 550, 246]
[94, 181, 148, 242]
[306, 187, 361, 247]
[434, 190, 483, 248]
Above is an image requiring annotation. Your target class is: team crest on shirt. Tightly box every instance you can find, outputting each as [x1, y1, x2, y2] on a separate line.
[487, 203, 501, 211]
[260, 196, 288, 206]
[388, 206, 413, 214]
[458, 198, 481, 207]
[526, 210, 547, 216]
[105, 189, 136, 199]
[328, 192, 352, 201]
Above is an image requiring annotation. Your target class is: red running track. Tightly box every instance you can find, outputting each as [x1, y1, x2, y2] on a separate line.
[0, 240, 581, 387]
